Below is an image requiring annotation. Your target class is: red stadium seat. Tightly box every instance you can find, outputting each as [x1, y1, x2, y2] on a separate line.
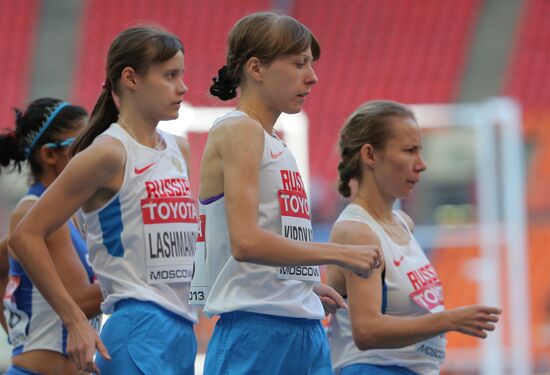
[72, 0, 270, 110]
[0, 0, 40, 130]
[291, 0, 481, 188]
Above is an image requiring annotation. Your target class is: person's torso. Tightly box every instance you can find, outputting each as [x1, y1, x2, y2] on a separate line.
[329, 204, 445, 374]
[83, 124, 198, 322]
[190, 111, 324, 320]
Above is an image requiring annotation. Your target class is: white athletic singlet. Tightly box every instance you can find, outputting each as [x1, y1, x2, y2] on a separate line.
[83, 124, 198, 322]
[329, 204, 446, 375]
[189, 111, 324, 320]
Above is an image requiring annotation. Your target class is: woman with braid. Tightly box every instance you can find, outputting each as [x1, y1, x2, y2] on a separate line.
[190, 12, 382, 374]
[327, 100, 502, 375]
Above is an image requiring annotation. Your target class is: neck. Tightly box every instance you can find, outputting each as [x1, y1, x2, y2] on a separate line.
[118, 107, 160, 148]
[352, 181, 396, 224]
[37, 173, 55, 188]
[237, 93, 279, 134]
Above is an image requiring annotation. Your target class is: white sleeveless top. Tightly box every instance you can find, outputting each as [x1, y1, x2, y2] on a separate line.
[328, 204, 445, 374]
[83, 124, 198, 322]
[190, 111, 324, 320]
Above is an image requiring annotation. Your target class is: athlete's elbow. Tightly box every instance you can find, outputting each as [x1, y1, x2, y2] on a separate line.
[72, 289, 103, 318]
[354, 337, 377, 351]
[8, 228, 25, 256]
[231, 239, 254, 262]
[352, 326, 381, 350]
[80, 302, 102, 319]
[232, 248, 247, 262]
[231, 231, 264, 262]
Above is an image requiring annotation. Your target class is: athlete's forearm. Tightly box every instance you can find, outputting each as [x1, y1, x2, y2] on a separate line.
[352, 311, 451, 350]
[230, 226, 346, 266]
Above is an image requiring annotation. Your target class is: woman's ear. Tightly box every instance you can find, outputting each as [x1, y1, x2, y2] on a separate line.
[244, 57, 262, 83]
[359, 143, 377, 167]
[120, 67, 138, 91]
[38, 145, 58, 167]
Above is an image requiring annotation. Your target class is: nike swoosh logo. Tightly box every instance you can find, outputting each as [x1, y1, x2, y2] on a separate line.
[134, 162, 155, 175]
[393, 255, 405, 267]
[270, 149, 285, 159]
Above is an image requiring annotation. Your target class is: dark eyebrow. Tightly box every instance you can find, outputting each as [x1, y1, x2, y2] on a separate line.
[166, 68, 184, 74]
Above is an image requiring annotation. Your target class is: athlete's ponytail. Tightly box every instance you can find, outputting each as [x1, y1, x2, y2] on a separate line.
[71, 25, 184, 156]
[0, 126, 24, 171]
[70, 84, 118, 156]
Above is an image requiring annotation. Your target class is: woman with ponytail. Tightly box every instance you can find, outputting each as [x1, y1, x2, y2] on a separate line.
[327, 100, 501, 375]
[0, 98, 102, 375]
[190, 12, 381, 374]
[9, 26, 198, 374]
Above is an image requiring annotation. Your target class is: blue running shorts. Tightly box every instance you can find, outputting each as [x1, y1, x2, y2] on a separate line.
[95, 299, 196, 375]
[340, 363, 418, 375]
[4, 365, 41, 375]
[204, 311, 333, 375]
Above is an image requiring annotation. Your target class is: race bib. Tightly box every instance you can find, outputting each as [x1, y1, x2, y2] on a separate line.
[415, 334, 446, 363]
[409, 280, 445, 313]
[277, 188, 320, 282]
[3, 276, 29, 347]
[142, 196, 197, 284]
[189, 214, 209, 305]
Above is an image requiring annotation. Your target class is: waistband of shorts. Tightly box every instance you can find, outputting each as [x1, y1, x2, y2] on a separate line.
[220, 310, 322, 326]
[7, 365, 42, 375]
[114, 298, 194, 326]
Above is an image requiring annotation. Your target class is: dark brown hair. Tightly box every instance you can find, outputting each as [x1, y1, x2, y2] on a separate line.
[70, 26, 183, 156]
[210, 12, 320, 100]
[337, 100, 416, 197]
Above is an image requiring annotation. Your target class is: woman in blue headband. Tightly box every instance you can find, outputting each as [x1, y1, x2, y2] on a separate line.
[0, 98, 102, 375]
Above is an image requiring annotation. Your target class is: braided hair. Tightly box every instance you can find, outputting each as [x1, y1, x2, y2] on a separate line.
[337, 100, 416, 197]
[210, 12, 320, 101]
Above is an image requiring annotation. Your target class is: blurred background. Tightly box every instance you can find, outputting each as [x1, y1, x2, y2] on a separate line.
[0, 0, 549, 373]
